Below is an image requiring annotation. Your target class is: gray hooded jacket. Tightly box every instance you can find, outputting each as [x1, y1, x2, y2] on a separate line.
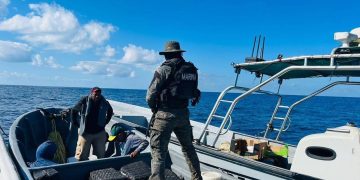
[72, 95, 113, 135]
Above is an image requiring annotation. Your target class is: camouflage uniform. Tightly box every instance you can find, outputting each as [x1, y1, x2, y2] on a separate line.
[146, 58, 202, 180]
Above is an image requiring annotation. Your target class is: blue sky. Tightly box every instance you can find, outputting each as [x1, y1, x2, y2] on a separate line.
[0, 0, 359, 96]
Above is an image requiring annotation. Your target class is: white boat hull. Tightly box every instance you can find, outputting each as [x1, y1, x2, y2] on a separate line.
[0, 135, 20, 180]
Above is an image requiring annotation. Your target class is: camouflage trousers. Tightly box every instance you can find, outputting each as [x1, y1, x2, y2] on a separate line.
[149, 108, 202, 180]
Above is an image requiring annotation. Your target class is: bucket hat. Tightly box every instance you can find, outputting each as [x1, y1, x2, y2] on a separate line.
[159, 41, 186, 55]
[108, 123, 126, 141]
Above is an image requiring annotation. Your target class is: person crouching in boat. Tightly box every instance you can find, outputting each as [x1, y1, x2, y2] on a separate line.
[30, 140, 57, 167]
[71, 87, 113, 161]
[105, 123, 149, 158]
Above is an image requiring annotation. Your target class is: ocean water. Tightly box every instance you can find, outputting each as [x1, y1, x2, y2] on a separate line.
[1, 84, 360, 145]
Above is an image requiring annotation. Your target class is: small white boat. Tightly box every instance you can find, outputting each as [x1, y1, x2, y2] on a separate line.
[0, 132, 20, 180]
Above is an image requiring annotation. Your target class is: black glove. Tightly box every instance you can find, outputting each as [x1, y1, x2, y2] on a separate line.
[70, 109, 80, 127]
[151, 107, 158, 114]
[191, 89, 201, 106]
[191, 97, 200, 106]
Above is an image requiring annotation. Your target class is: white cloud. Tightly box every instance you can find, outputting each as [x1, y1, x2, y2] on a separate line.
[119, 44, 161, 66]
[0, 71, 27, 78]
[70, 44, 159, 77]
[70, 61, 134, 77]
[0, 3, 78, 34]
[32, 54, 63, 68]
[82, 22, 113, 44]
[0, 3, 115, 53]
[0, 40, 32, 62]
[0, 0, 9, 17]
[104, 45, 116, 57]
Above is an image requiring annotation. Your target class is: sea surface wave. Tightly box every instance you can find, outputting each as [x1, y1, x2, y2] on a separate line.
[1, 85, 359, 145]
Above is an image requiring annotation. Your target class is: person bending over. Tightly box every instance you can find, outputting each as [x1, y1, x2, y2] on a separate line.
[105, 123, 149, 158]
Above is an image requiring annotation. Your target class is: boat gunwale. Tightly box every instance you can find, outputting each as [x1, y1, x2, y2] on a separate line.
[170, 136, 317, 179]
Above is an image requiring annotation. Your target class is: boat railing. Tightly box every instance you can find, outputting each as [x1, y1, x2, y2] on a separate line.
[263, 96, 286, 139]
[197, 85, 281, 147]
[264, 80, 360, 140]
[198, 65, 360, 147]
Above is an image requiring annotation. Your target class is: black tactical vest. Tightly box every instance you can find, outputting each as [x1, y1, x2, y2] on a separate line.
[159, 59, 198, 108]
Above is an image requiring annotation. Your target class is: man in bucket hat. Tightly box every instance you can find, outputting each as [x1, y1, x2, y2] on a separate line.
[71, 87, 113, 161]
[105, 123, 149, 158]
[146, 41, 202, 180]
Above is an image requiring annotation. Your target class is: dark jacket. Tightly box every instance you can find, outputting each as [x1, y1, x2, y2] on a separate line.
[72, 95, 113, 135]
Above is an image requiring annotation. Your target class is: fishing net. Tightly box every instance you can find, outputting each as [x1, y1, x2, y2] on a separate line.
[48, 118, 66, 164]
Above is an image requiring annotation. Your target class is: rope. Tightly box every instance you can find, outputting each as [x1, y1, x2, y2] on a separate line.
[48, 118, 66, 164]
[282, 117, 292, 132]
[0, 124, 8, 137]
